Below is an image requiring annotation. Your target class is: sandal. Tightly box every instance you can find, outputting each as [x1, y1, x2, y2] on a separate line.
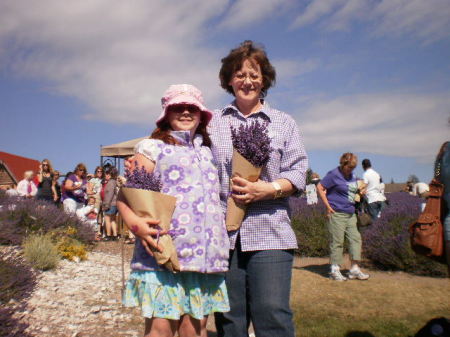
[125, 238, 135, 244]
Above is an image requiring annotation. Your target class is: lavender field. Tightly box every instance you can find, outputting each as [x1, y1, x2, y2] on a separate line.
[290, 192, 447, 277]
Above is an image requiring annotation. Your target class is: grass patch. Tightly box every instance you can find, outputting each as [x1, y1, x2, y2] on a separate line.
[23, 234, 60, 271]
[291, 266, 450, 337]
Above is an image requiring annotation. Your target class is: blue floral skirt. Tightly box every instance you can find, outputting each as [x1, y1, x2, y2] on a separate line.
[122, 270, 229, 320]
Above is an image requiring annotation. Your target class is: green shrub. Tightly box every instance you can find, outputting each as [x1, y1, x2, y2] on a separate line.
[23, 234, 60, 271]
[292, 215, 330, 257]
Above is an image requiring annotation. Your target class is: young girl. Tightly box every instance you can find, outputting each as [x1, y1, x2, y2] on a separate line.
[117, 84, 230, 337]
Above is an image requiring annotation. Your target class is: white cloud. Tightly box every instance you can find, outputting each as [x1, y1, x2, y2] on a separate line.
[291, 0, 450, 43]
[272, 58, 319, 83]
[0, 0, 229, 124]
[218, 0, 293, 29]
[298, 93, 450, 161]
[291, 0, 344, 28]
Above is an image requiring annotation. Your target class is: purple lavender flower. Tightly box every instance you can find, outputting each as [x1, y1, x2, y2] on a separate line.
[231, 120, 273, 167]
[124, 162, 162, 192]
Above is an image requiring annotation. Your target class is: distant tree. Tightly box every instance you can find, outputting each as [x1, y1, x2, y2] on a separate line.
[407, 174, 419, 184]
[390, 178, 394, 184]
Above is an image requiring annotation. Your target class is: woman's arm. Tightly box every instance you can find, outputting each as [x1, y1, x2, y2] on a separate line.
[64, 176, 81, 191]
[36, 165, 43, 183]
[231, 177, 295, 204]
[51, 180, 58, 201]
[316, 183, 335, 215]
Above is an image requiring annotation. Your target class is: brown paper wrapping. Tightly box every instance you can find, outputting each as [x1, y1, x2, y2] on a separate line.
[120, 187, 180, 272]
[226, 150, 262, 231]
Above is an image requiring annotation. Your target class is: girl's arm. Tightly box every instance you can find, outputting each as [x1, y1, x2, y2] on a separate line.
[317, 183, 335, 215]
[117, 154, 163, 254]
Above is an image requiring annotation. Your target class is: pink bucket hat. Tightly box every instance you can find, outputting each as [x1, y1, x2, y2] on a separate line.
[156, 84, 213, 127]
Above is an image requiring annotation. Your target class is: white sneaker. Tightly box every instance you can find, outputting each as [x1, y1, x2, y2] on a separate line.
[330, 269, 347, 281]
[348, 269, 370, 280]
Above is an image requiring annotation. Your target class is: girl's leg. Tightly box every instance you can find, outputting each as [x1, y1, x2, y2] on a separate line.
[178, 315, 208, 337]
[111, 214, 118, 237]
[144, 317, 178, 337]
[104, 214, 112, 236]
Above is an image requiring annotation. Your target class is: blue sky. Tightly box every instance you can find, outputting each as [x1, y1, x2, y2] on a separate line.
[1, 0, 449, 183]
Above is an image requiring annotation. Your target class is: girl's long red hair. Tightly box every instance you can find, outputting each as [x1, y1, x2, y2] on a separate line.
[150, 119, 211, 147]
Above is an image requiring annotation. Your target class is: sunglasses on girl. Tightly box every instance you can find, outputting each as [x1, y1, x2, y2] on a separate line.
[169, 104, 201, 114]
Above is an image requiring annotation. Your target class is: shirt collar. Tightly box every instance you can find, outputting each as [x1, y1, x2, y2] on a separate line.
[222, 99, 274, 122]
[170, 130, 203, 147]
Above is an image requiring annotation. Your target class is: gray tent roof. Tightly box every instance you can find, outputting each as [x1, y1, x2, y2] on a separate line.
[101, 137, 147, 157]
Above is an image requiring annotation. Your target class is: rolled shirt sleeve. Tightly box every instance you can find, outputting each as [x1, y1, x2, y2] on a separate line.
[278, 115, 308, 195]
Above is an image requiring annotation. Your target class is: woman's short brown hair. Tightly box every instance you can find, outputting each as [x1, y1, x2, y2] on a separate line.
[219, 40, 276, 97]
[339, 153, 358, 169]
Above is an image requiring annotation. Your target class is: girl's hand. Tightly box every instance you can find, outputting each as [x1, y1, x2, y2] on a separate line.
[124, 156, 136, 171]
[230, 177, 273, 205]
[128, 216, 165, 255]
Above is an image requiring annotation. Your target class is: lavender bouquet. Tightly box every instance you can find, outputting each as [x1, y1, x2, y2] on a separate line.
[226, 120, 273, 231]
[120, 163, 180, 272]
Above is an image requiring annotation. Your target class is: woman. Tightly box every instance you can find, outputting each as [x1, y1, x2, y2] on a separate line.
[210, 40, 308, 337]
[88, 166, 103, 210]
[62, 163, 88, 213]
[435, 141, 450, 276]
[102, 166, 119, 241]
[53, 170, 61, 205]
[36, 159, 57, 202]
[316, 153, 370, 281]
[17, 171, 37, 198]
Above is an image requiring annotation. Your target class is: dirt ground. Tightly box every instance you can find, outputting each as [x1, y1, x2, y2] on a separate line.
[4, 241, 449, 337]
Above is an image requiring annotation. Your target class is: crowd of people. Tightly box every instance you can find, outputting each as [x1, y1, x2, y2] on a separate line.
[1, 40, 448, 337]
[3, 159, 133, 243]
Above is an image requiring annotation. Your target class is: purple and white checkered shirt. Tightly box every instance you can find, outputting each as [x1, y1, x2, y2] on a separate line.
[208, 100, 308, 251]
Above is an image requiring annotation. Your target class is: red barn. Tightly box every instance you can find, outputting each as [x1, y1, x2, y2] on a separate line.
[0, 151, 40, 188]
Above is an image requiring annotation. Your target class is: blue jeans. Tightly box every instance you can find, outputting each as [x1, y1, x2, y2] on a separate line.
[215, 239, 295, 337]
[367, 201, 386, 220]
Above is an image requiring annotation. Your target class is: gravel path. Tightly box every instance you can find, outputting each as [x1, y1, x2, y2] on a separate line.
[4, 243, 221, 337]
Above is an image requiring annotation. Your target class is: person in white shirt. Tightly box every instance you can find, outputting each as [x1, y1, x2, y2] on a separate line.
[17, 171, 37, 198]
[410, 181, 429, 212]
[362, 159, 387, 219]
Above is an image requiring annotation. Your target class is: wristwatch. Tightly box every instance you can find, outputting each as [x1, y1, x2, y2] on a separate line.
[271, 181, 283, 199]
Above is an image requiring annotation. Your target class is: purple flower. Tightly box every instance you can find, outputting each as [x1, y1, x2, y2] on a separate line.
[124, 162, 162, 192]
[231, 120, 273, 167]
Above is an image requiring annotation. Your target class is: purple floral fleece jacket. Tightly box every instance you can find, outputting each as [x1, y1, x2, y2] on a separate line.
[130, 131, 230, 273]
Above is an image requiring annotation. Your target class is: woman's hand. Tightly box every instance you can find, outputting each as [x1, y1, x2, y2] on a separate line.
[326, 206, 335, 216]
[230, 177, 273, 205]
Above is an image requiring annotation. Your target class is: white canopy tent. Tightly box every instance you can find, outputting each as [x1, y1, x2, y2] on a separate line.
[100, 136, 147, 170]
[100, 136, 147, 158]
